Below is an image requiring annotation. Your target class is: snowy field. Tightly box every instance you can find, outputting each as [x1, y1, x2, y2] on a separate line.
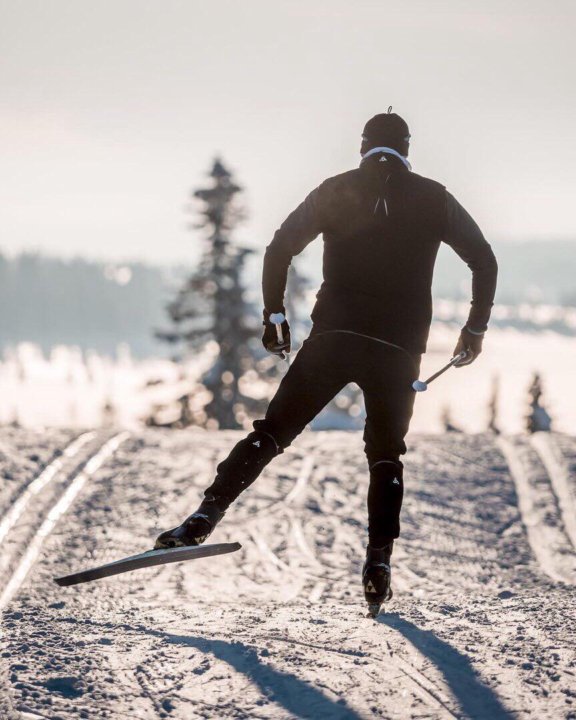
[0, 343, 217, 430]
[0, 427, 575, 719]
[0, 324, 575, 434]
[417, 325, 576, 434]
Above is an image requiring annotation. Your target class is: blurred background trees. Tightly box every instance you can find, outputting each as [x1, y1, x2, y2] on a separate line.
[526, 373, 553, 433]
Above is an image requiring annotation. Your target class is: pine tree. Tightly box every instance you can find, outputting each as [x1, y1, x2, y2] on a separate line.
[441, 405, 462, 433]
[157, 158, 256, 429]
[487, 374, 500, 434]
[525, 372, 552, 433]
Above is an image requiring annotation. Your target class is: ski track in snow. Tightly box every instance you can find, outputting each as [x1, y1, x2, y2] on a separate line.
[0, 428, 575, 719]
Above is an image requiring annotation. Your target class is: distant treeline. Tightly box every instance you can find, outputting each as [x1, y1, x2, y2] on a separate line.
[1, 240, 575, 356]
[0, 253, 173, 357]
[433, 240, 576, 305]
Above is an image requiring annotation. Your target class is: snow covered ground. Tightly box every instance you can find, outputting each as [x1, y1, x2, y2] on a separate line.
[1, 427, 575, 719]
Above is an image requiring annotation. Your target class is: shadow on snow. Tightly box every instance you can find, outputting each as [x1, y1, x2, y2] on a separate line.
[164, 632, 362, 719]
[51, 616, 362, 718]
[378, 613, 512, 720]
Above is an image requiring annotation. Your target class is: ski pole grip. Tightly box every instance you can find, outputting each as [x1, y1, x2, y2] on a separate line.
[269, 312, 286, 344]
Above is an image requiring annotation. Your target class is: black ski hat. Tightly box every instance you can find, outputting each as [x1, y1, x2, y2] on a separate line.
[362, 107, 410, 155]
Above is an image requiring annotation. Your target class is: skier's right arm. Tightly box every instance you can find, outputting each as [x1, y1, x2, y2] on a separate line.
[262, 185, 325, 314]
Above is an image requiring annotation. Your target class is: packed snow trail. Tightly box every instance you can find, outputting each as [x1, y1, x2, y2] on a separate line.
[1, 429, 575, 719]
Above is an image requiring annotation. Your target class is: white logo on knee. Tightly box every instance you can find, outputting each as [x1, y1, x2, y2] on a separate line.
[252, 440, 261, 447]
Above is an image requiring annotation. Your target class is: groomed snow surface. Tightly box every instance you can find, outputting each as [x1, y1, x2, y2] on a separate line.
[1, 428, 575, 719]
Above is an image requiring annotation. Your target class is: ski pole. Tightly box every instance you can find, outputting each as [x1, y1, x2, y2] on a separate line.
[412, 351, 468, 392]
[269, 312, 286, 346]
[269, 312, 290, 364]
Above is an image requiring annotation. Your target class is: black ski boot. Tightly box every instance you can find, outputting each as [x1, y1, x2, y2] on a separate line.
[154, 495, 226, 549]
[363, 542, 393, 618]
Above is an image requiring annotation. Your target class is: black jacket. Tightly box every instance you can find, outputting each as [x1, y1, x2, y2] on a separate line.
[263, 152, 498, 355]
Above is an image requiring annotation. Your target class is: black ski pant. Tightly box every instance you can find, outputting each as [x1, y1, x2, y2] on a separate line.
[205, 331, 421, 545]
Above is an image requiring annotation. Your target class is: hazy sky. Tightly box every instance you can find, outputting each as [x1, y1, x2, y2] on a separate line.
[1, 0, 575, 265]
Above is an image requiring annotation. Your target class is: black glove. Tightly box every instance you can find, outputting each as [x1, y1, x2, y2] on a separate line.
[453, 326, 484, 367]
[262, 309, 291, 357]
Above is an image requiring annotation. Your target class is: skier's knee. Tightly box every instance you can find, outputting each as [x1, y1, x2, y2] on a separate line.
[219, 431, 280, 472]
[211, 429, 282, 502]
[363, 429, 407, 467]
[245, 429, 282, 456]
[252, 420, 285, 454]
[370, 458, 403, 472]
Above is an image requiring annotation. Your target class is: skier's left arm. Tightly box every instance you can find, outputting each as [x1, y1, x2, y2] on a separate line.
[263, 185, 325, 312]
[262, 185, 325, 353]
[442, 192, 498, 366]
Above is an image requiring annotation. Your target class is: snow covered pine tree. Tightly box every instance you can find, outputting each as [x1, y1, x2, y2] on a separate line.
[156, 111, 498, 617]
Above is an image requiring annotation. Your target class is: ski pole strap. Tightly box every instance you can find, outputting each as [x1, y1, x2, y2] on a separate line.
[308, 329, 419, 371]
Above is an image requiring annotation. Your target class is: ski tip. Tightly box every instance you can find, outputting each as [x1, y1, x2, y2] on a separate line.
[54, 572, 90, 587]
[54, 575, 78, 587]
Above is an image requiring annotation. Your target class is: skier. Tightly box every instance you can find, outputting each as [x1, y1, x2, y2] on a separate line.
[155, 109, 498, 614]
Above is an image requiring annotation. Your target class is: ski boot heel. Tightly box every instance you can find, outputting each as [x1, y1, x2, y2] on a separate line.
[154, 496, 226, 549]
[363, 542, 393, 618]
